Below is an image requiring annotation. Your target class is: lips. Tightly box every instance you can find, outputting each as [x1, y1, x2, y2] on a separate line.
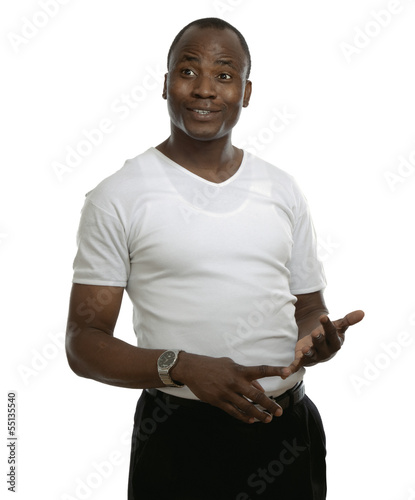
[187, 107, 221, 119]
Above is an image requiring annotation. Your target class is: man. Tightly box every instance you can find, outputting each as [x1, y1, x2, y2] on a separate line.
[66, 17, 364, 499]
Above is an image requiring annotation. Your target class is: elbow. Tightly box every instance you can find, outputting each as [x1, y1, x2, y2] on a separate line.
[65, 340, 84, 378]
[65, 325, 89, 378]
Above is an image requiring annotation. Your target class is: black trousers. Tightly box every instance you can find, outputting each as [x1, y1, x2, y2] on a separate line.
[127, 389, 327, 500]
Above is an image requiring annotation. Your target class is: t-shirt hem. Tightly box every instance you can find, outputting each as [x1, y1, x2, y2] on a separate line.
[156, 370, 305, 400]
[290, 284, 326, 295]
[72, 278, 126, 287]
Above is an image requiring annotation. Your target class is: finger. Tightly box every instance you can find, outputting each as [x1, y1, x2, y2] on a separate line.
[245, 365, 286, 381]
[320, 315, 342, 350]
[295, 333, 318, 359]
[311, 331, 326, 348]
[221, 402, 257, 424]
[289, 341, 323, 371]
[335, 310, 365, 332]
[221, 398, 277, 425]
[236, 392, 283, 422]
[330, 310, 365, 333]
[245, 388, 283, 417]
[281, 355, 304, 378]
[320, 315, 336, 333]
[252, 380, 265, 392]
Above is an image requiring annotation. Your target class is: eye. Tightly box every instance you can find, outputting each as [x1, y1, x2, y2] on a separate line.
[218, 73, 232, 80]
[181, 68, 196, 76]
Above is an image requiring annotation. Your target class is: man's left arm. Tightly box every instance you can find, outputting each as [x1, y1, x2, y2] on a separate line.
[281, 290, 364, 378]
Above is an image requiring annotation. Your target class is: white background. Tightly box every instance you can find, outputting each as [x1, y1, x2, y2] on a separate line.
[2, 0, 415, 499]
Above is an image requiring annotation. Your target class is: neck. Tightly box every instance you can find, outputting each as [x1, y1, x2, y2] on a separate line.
[156, 129, 243, 183]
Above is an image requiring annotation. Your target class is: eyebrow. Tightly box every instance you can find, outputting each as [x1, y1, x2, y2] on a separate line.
[179, 54, 237, 71]
[180, 55, 200, 64]
[215, 59, 237, 71]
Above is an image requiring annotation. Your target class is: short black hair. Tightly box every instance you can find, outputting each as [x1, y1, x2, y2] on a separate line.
[167, 17, 251, 79]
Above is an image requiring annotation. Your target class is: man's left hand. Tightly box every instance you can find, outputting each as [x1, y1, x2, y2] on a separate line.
[281, 310, 365, 378]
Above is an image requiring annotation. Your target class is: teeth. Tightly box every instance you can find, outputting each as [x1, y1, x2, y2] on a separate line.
[195, 110, 210, 115]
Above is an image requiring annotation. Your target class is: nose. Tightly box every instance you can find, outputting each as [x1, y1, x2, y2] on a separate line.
[192, 74, 217, 99]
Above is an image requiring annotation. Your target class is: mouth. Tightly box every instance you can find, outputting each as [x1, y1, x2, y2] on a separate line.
[188, 108, 221, 120]
[193, 109, 212, 115]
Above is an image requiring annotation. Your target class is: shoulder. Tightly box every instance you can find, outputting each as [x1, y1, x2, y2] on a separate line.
[243, 151, 306, 207]
[84, 148, 158, 212]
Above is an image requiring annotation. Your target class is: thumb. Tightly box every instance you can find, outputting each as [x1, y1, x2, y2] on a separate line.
[335, 310, 365, 332]
[344, 310, 365, 325]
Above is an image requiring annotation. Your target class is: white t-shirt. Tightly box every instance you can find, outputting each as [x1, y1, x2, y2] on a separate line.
[72, 148, 326, 399]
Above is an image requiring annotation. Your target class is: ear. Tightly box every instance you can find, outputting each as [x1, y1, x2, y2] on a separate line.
[162, 73, 168, 100]
[243, 80, 252, 108]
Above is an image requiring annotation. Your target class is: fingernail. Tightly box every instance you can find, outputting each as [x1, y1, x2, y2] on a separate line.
[274, 407, 283, 417]
[305, 350, 313, 357]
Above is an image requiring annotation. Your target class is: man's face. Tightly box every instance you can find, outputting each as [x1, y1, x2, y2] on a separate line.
[163, 26, 252, 143]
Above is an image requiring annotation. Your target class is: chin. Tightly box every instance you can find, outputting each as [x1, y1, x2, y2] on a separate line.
[183, 126, 228, 142]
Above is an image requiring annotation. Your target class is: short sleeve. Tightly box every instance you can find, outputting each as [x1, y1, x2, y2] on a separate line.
[72, 199, 130, 287]
[287, 195, 326, 295]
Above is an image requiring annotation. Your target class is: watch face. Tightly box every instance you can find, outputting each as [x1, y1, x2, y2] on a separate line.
[159, 350, 176, 369]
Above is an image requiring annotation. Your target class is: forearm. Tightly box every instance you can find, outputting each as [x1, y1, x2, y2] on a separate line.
[66, 328, 167, 389]
[294, 291, 329, 341]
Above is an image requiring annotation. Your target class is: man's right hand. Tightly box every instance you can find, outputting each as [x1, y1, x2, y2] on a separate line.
[171, 352, 286, 424]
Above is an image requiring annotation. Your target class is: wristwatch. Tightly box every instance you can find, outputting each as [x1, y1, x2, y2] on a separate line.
[157, 349, 184, 388]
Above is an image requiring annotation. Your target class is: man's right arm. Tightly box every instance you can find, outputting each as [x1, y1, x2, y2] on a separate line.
[66, 283, 166, 388]
[66, 283, 286, 423]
